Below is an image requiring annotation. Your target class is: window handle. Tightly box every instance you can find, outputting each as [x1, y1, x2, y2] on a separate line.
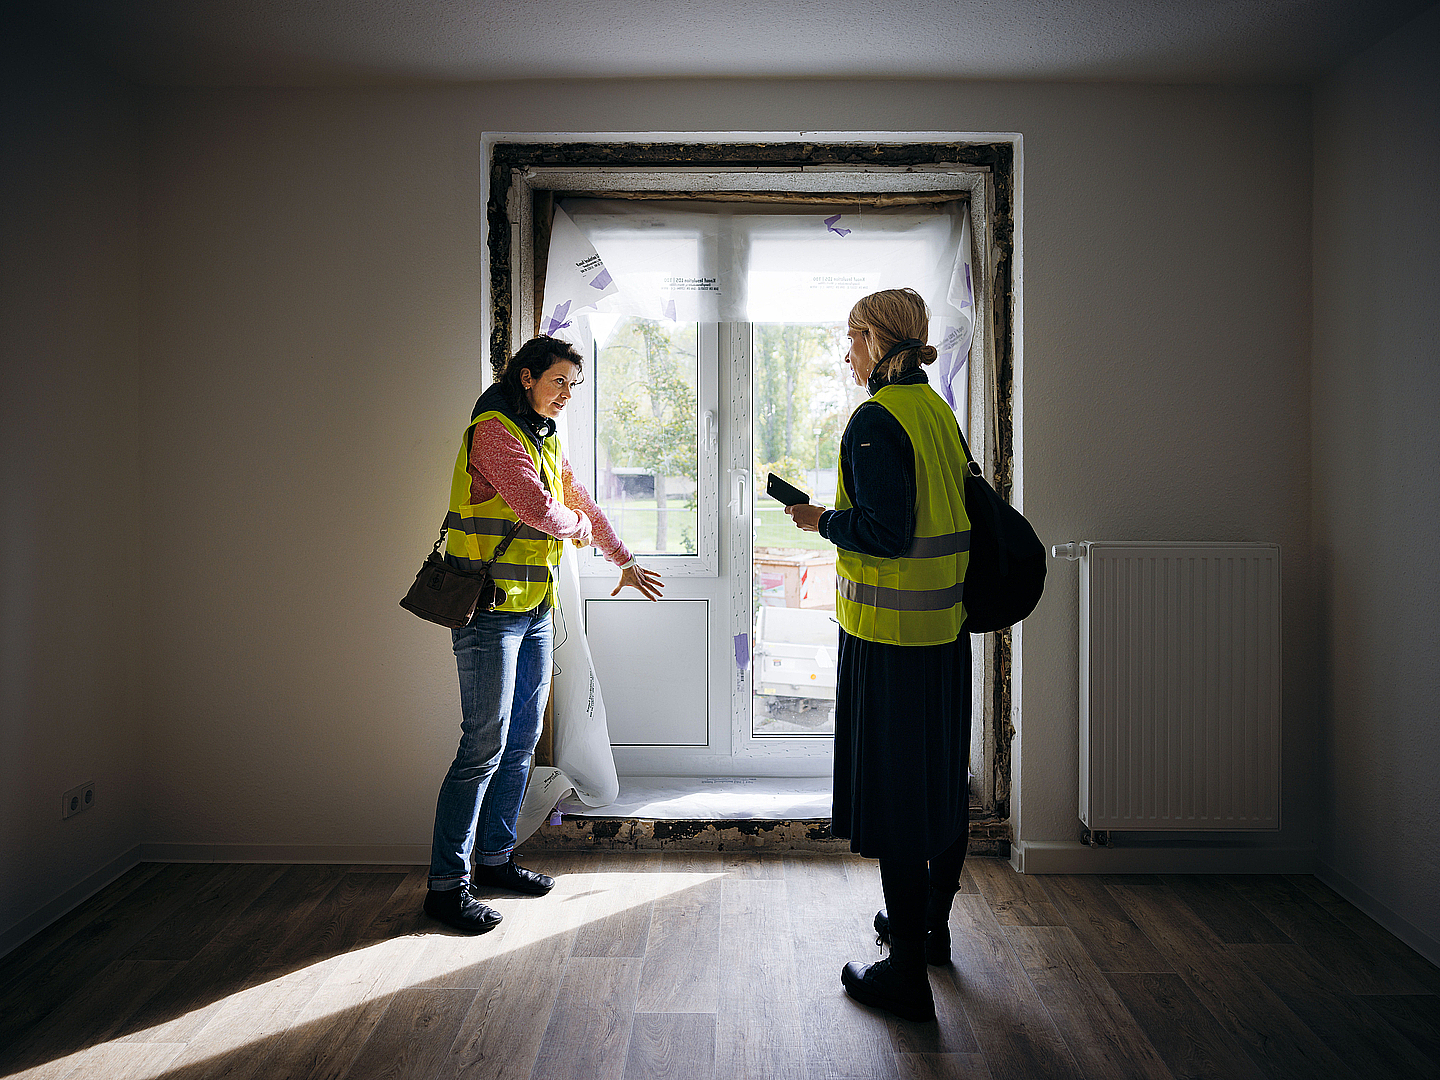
[729, 469, 750, 523]
[702, 410, 717, 454]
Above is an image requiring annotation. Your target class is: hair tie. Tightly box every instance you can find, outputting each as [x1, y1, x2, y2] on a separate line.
[879, 338, 925, 364]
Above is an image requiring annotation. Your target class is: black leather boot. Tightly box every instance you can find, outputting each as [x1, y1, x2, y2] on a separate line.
[874, 890, 954, 966]
[924, 884, 958, 961]
[423, 886, 503, 934]
[470, 857, 554, 896]
[842, 935, 935, 1022]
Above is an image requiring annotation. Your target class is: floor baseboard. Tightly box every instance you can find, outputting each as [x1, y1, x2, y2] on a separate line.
[1013, 839, 1319, 875]
[136, 843, 432, 864]
[1316, 861, 1440, 969]
[0, 845, 142, 961]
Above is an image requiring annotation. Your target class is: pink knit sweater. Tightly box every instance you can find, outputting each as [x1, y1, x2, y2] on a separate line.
[468, 418, 632, 567]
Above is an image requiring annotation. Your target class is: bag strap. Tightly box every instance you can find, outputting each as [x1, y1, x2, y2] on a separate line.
[957, 427, 984, 480]
[430, 516, 525, 572]
[487, 518, 526, 565]
[956, 426, 1009, 574]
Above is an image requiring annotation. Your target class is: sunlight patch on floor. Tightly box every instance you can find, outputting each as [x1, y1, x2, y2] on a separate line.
[13, 869, 727, 1080]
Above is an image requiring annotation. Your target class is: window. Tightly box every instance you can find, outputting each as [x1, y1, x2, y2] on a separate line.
[486, 139, 1017, 822]
[592, 317, 701, 558]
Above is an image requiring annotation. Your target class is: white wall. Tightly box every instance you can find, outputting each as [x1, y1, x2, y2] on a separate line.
[136, 89, 490, 855]
[133, 80, 1318, 866]
[0, 31, 144, 951]
[1312, 3, 1440, 958]
[1006, 84, 1316, 864]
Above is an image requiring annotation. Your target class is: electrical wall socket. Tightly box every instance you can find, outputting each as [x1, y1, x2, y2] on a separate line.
[62, 781, 95, 820]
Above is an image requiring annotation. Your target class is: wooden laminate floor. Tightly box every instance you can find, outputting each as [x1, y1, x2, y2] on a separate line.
[1, 854, 1437, 1079]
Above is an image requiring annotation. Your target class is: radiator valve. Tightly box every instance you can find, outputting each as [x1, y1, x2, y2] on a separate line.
[1052, 541, 1086, 561]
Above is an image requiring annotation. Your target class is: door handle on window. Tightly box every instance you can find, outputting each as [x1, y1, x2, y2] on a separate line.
[702, 410, 717, 455]
[729, 469, 750, 523]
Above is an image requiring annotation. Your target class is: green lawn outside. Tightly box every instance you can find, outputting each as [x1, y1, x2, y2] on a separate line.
[753, 504, 832, 552]
[598, 499, 837, 555]
[595, 499, 698, 555]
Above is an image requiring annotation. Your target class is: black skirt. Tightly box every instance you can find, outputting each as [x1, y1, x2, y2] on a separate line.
[830, 628, 972, 861]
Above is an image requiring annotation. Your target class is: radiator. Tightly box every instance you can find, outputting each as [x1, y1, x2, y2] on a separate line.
[1059, 541, 1282, 832]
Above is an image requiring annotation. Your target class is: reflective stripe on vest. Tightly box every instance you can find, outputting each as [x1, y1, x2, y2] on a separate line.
[834, 383, 971, 645]
[444, 411, 563, 612]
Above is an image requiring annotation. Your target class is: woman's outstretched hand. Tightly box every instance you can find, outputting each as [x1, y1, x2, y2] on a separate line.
[613, 564, 665, 601]
[785, 503, 826, 533]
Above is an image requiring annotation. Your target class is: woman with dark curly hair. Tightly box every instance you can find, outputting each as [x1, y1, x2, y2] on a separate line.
[786, 290, 971, 1022]
[424, 336, 663, 934]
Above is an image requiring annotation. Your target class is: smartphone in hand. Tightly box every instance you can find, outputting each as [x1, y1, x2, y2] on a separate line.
[766, 472, 810, 507]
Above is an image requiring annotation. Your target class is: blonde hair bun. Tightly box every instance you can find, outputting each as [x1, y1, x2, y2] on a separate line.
[848, 288, 936, 382]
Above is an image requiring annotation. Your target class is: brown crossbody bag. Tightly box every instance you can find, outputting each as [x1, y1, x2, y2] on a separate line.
[399, 517, 524, 629]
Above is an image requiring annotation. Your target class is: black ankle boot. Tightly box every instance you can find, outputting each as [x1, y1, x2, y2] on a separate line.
[842, 936, 935, 1022]
[924, 884, 958, 962]
[874, 900, 953, 966]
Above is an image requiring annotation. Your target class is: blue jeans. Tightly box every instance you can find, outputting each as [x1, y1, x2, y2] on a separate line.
[428, 601, 553, 891]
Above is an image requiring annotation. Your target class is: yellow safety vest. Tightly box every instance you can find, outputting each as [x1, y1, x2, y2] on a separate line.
[834, 383, 970, 645]
[444, 411, 563, 613]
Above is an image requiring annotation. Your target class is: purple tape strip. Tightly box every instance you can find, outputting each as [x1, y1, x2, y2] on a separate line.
[734, 633, 750, 670]
[590, 268, 612, 290]
[544, 300, 572, 335]
[824, 213, 852, 237]
[936, 356, 956, 409]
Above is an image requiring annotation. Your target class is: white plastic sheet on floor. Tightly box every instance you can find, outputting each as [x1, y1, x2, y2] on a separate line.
[558, 775, 833, 821]
[514, 543, 620, 844]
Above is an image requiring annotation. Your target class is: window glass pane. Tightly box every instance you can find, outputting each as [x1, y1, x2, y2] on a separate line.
[751, 322, 865, 737]
[593, 317, 699, 556]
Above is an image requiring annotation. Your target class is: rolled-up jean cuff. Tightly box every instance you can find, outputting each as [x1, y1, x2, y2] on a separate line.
[429, 874, 467, 891]
[476, 851, 512, 866]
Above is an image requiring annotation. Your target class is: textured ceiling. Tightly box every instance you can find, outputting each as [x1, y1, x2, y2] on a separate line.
[27, 0, 1437, 86]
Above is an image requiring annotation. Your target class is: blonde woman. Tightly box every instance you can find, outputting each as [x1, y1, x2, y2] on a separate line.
[786, 289, 971, 1022]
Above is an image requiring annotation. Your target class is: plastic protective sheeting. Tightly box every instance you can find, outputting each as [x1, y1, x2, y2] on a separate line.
[513, 542, 621, 844]
[540, 206, 618, 336]
[932, 211, 974, 414]
[543, 198, 974, 413]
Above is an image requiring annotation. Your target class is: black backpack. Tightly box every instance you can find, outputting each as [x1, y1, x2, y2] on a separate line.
[957, 430, 1046, 633]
